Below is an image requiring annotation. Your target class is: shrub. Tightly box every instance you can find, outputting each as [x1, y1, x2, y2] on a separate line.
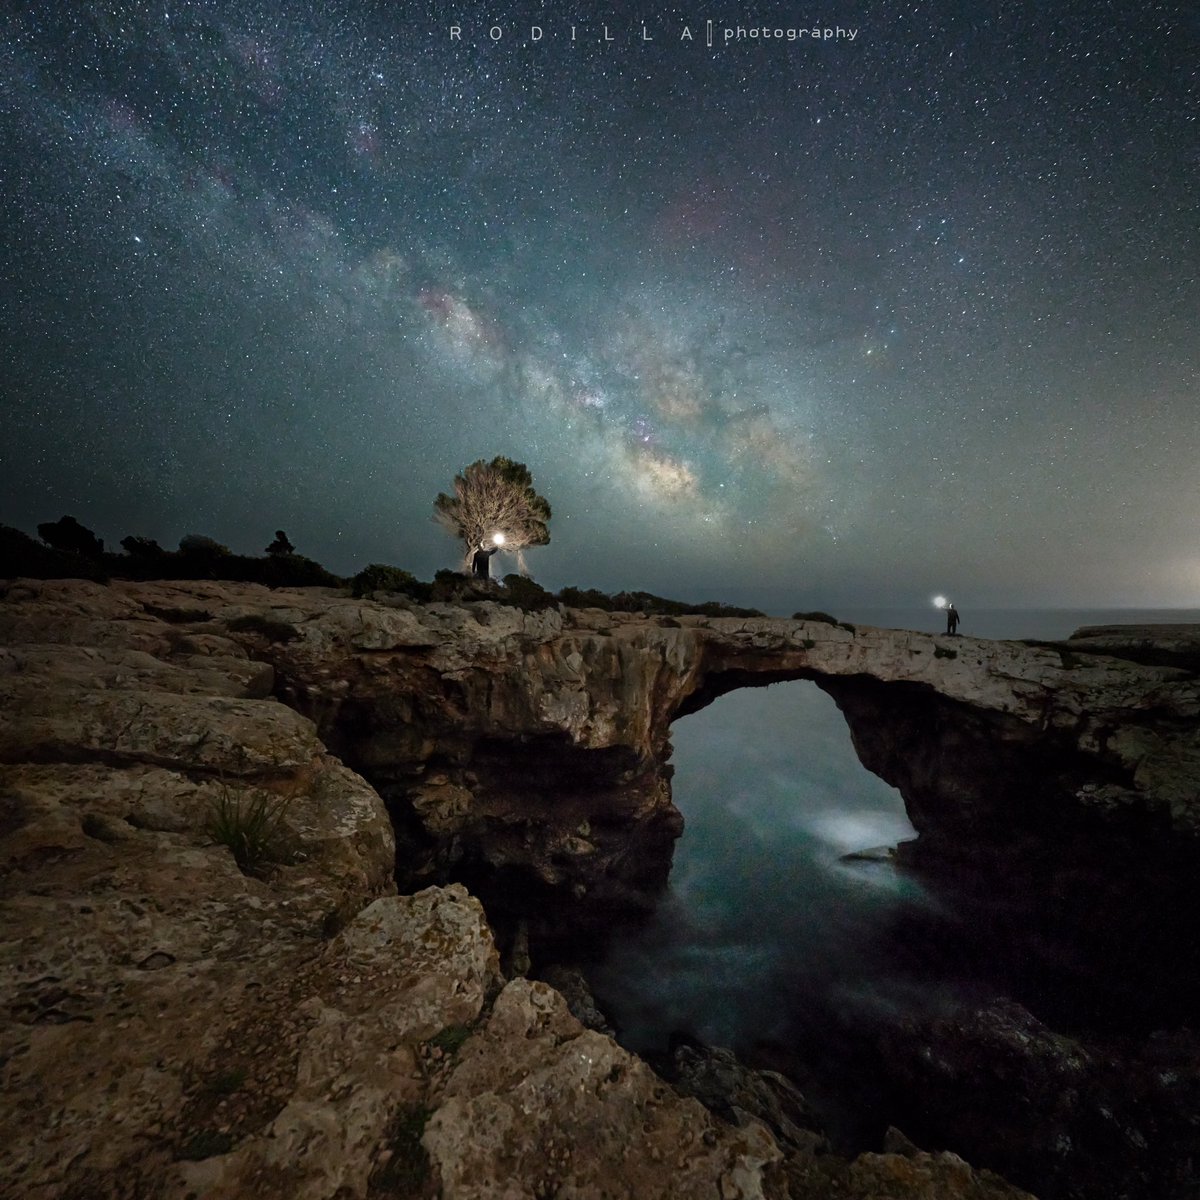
[350, 562, 432, 601]
[934, 645, 958, 660]
[257, 553, 343, 588]
[792, 610, 839, 625]
[38, 515, 104, 557]
[558, 586, 615, 610]
[120, 535, 166, 558]
[179, 534, 232, 556]
[556, 585, 763, 618]
[430, 567, 477, 602]
[498, 573, 557, 611]
[693, 599, 766, 618]
[0, 523, 108, 581]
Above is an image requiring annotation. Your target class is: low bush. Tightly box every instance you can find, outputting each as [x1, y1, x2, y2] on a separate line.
[350, 563, 432, 601]
[559, 586, 764, 618]
[0, 523, 108, 581]
[498, 573, 557, 611]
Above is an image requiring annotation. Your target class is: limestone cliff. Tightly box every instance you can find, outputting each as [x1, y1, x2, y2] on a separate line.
[5, 577, 1199, 935]
[0, 576, 1045, 1200]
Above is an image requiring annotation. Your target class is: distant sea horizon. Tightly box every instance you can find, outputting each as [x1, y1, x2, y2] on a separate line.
[779, 606, 1200, 642]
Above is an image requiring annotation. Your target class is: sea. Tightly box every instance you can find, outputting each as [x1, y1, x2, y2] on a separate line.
[585, 608, 1200, 1131]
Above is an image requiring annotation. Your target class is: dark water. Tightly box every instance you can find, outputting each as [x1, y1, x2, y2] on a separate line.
[588, 608, 1200, 1115]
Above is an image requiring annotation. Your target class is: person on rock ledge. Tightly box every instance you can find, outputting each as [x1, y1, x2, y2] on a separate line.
[946, 602, 961, 635]
[471, 540, 499, 579]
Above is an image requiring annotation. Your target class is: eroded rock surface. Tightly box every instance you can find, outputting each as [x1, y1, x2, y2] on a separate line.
[0, 576, 1047, 1199]
[876, 999, 1200, 1200]
[0, 580, 396, 1198]
[7, 577, 1192, 951]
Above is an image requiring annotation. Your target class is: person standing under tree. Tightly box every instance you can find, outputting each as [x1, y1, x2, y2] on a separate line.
[471, 541, 499, 579]
[946, 603, 961, 635]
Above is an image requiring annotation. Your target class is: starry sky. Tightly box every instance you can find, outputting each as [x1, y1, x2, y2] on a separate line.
[2, 1, 1197, 609]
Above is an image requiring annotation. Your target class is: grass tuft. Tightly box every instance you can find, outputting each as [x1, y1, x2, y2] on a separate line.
[205, 781, 294, 871]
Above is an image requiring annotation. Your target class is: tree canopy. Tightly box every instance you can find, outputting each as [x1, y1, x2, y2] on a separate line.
[434, 457, 551, 569]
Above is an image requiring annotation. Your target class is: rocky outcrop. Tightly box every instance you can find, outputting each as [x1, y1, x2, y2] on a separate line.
[4, 578, 1198, 949]
[0, 576, 1047, 1199]
[876, 999, 1200, 1200]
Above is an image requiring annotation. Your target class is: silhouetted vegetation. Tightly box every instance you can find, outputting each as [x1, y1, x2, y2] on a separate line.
[792, 610, 856, 632]
[255, 554, 342, 588]
[0, 523, 108, 581]
[500, 573, 557, 611]
[120, 535, 166, 559]
[791, 610, 839, 625]
[350, 563, 433, 601]
[558, 587, 765, 618]
[1, 520, 343, 588]
[178, 533, 232, 557]
[429, 567, 474, 602]
[3, 516, 771, 620]
[37, 515, 104, 558]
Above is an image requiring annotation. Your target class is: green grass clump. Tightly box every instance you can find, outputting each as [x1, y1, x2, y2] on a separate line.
[792, 610, 839, 625]
[205, 783, 294, 871]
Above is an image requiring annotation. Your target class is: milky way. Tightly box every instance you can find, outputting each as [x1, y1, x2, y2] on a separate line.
[1, 2, 1197, 607]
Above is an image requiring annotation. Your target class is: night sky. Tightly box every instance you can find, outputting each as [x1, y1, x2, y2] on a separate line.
[2, 2, 1197, 609]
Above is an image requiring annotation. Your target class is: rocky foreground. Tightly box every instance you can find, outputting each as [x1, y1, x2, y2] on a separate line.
[4, 577, 1199, 1198]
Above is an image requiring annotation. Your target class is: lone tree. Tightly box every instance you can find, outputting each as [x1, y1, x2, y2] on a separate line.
[434, 456, 551, 573]
[38, 515, 104, 558]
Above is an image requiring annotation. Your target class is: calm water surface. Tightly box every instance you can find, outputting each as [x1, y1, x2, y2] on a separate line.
[589, 609, 1200, 1058]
